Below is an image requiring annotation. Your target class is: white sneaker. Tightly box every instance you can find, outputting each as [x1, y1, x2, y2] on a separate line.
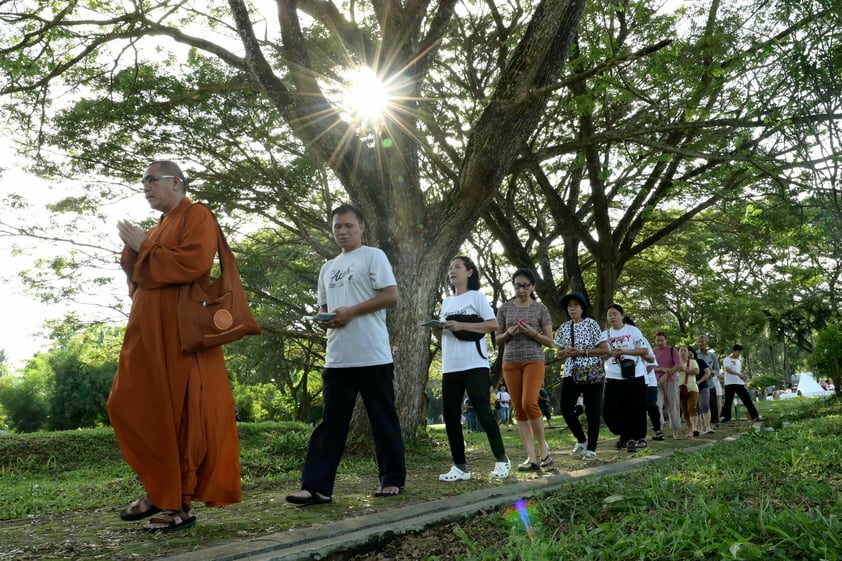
[490, 457, 511, 479]
[583, 451, 597, 463]
[439, 465, 471, 482]
[571, 442, 587, 457]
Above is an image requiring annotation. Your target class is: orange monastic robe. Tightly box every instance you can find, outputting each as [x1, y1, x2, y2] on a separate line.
[107, 198, 241, 511]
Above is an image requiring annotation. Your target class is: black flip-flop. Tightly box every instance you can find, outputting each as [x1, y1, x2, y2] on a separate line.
[119, 498, 161, 521]
[373, 486, 402, 497]
[285, 491, 332, 505]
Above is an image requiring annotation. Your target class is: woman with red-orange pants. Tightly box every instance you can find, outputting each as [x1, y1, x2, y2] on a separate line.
[495, 268, 554, 471]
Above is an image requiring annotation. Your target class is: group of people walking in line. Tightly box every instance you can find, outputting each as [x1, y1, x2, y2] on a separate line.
[109, 163, 761, 532]
[434, 264, 764, 481]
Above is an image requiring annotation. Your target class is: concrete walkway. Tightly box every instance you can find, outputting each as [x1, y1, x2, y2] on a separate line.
[162, 439, 723, 561]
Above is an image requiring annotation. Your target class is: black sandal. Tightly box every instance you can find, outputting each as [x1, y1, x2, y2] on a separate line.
[285, 490, 332, 505]
[119, 496, 161, 521]
[143, 510, 196, 533]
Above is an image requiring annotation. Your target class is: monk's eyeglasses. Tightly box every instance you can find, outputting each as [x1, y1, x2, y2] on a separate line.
[141, 175, 178, 187]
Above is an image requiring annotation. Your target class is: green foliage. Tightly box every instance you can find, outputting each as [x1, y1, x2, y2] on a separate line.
[43, 326, 120, 431]
[47, 349, 115, 430]
[0, 421, 315, 519]
[810, 322, 842, 391]
[620, 198, 832, 379]
[0, 366, 50, 432]
[747, 373, 783, 392]
[221, 229, 331, 423]
[0, 326, 121, 432]
[232, 381, 323, 424]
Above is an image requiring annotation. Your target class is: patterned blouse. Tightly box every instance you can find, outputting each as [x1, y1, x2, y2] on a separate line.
[554, 318, 606, 376]
[496, 300, 552, 363]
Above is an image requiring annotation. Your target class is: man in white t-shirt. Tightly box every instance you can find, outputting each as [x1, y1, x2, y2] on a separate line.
[719, 344, 762, 423]
[286, 204, 406, 505]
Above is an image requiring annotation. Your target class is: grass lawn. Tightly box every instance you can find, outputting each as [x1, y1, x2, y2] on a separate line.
[1, 397, 840, 560]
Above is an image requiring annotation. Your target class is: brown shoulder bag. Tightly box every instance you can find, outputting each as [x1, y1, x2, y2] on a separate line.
[176, 204, 261, 352]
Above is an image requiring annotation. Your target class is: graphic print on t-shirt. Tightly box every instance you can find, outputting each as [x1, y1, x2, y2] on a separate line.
[328, 265, 354, 289]
[446, 306, 470, 316]
[608, 332, 645, 360]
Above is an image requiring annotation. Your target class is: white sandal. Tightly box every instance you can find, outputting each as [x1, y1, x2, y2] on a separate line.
[490, 457, 512, 479]
[438, 465, 471, 482]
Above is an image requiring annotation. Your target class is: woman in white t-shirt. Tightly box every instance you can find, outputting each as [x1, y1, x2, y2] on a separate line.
[434, 256, 511, 482]
[603, 304, 651, 454]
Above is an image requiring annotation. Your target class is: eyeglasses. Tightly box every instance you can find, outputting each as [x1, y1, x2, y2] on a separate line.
[514, 283, 532, 290]
[141, 175, 178, 187]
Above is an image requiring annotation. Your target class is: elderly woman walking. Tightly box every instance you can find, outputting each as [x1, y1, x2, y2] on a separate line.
[553, 292, 608, 463]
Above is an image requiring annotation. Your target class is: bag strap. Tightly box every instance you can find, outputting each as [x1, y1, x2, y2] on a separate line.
[475, 339, 486, 359]
[179, 202, 240, 285]
[569, 321, 578, 365]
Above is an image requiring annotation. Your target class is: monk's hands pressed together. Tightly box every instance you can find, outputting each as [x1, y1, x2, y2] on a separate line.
[117, 220, 147, 252]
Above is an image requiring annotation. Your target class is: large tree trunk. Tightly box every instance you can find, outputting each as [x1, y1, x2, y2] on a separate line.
[321, 1, 585, 436]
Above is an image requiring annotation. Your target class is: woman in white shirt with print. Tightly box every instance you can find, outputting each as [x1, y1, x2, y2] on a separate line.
[603, 304, 650, 454]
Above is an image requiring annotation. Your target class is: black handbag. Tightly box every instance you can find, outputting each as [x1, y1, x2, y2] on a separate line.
[445, 313, 486, 358]
[620, 358, 637, 379]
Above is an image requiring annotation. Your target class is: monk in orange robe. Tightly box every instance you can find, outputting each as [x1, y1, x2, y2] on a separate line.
[108, 160, 241, 532]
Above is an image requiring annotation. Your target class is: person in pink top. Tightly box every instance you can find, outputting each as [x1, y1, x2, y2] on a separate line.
[653, 332, 683, 439]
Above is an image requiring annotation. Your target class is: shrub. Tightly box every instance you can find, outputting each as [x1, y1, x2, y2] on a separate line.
[0, 372, 50, 432]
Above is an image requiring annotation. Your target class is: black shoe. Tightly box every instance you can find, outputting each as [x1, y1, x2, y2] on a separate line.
[517, 461, 541, 472]
[627, 440, 637, 453]
[652, 431, 665, 441]
[614, 438, 627, 450]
